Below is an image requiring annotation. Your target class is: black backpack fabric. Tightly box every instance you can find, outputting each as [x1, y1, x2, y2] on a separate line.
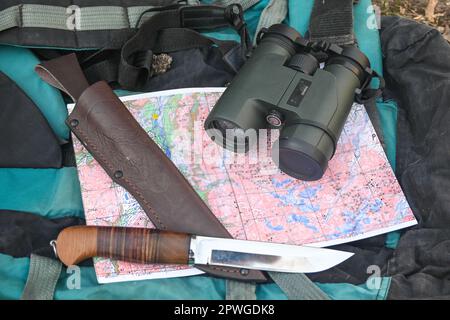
[307, 16, 450, 298]
[0, 7, 449, 298]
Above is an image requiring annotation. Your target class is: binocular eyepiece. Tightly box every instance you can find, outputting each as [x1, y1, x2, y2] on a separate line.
[205, 24, 378, 181]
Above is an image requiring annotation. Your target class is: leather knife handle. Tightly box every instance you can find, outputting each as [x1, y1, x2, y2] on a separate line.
[55, 226, 191, 267]
[36, 54, 268, 282]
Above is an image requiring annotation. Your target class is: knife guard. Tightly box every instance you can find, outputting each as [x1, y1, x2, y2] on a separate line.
[68, 82, 267, 282]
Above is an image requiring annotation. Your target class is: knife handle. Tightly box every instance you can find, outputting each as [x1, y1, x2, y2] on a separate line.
[55, 226, 191, 266]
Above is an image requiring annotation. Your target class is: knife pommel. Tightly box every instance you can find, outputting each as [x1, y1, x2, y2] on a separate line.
[55, 226, 192, 266]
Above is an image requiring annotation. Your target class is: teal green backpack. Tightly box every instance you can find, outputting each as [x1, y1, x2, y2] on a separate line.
[0, 0, 400, 300]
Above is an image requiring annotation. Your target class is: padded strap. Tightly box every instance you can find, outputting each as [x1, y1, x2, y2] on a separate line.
[0, 1, 258, 33]
[226, 280, 257, 300]
[309, 0, 355, 45]
[21, 254, 62, 300]
[269, 272, 330, 300]
[0, 4, 168, 32]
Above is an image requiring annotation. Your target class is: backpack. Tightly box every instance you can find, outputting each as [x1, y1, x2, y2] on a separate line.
[1, 0, 449, 300]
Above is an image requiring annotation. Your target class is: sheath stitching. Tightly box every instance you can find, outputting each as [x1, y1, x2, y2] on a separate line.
[209, 266, 239, 273]
[70, 110, 243, 275]
[71, 119, 166, 230]
[75, 125, 248, 275]
[122, 176, 167, 230]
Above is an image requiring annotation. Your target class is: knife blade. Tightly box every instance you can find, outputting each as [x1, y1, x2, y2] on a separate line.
[53, 226, 353, 273]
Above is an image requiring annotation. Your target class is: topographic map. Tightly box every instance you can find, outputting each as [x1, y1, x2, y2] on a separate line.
[71, 88, 417, 283]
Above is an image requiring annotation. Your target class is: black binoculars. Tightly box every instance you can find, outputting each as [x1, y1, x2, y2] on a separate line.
[204, 24, 381, 181]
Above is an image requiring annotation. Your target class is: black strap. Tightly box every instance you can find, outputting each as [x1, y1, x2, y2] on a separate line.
[81, 4, 250, 90]
[154, 28, 235, 53]
[309, 0, 355, 46]
[118, 4, 250, 90]
[82, 27, 243, 85]
[306, 1, 385, 103]
[83, 55, 121, 84]
[155, 28, 246, 73]
[355, 69, 385, 104]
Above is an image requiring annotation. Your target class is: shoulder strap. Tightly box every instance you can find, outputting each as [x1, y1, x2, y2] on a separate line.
[21, 254, 62, 300]
[0, 1, 258, 49]
[269, 272, 330, 300]
[0, 1, 179, 49]
[226, 280, 257, 300]
[309, 0, 356, 45]
[253, 0, 288, 45]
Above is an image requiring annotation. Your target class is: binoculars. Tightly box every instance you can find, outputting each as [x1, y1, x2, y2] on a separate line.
[204, 24, 380, 181]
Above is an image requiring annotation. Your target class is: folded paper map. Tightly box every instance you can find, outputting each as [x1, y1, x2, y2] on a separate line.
[70, 87, 417, 283]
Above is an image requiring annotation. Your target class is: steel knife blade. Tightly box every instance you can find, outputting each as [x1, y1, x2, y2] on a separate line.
[54, 226, 353, 273]
[191, 235, 353, 273]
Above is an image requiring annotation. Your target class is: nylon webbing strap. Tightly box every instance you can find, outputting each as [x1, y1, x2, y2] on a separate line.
[253, 0, 288, 44]
[226, 280, 257, 300]
[309, 0, 355, 45]
[21, 254, 62, 300]
[0, 4, 165, 32]
[0, 1, 257, 33]
[269, 272, 330, 300]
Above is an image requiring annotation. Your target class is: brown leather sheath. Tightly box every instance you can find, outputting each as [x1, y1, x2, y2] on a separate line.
[36, 54, 267, 282]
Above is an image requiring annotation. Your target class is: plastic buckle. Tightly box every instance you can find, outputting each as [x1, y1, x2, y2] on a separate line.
[256, 27, 268, 44]
[225, 4, 246, 32]
[354, 70, 384, 104]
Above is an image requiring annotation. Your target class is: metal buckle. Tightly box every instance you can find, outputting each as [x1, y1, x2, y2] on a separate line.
[50, 240, 58, 259]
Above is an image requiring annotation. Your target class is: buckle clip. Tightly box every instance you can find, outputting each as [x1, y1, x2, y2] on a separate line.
[225, 4, 246, 32]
